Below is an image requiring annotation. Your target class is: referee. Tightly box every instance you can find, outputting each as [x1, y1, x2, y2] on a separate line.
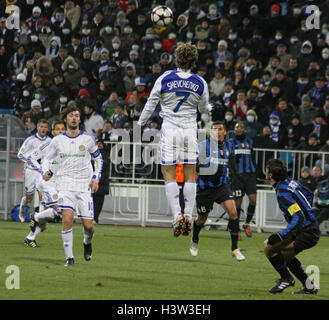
[264, 159, 320, 294]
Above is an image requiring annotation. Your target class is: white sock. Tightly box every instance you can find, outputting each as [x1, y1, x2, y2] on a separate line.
[27, 226, 42, 240]
[19, 196, 26, 211]
[165, 180, 182, 219]
[83, 228, 94, 245]
[35, 207, 56, 223]
[62, 229, 74, 259]
[183, 182, 196, 221]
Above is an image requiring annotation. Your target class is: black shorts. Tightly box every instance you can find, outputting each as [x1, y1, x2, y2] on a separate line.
[196, 184, 235, 216]
[233, 173, 257, 197]
[294, 222, 320, 254]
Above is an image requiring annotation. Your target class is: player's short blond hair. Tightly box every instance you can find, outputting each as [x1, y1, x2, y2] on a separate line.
[175, 43, 198, 71]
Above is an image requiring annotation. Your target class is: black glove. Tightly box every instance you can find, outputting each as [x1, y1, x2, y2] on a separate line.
[267, 233, 283, 245]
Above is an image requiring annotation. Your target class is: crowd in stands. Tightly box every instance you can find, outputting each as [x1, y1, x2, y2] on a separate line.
[1, 0, 329, 180]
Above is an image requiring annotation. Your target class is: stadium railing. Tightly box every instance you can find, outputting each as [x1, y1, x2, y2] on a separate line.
[1, 127, 329, 234]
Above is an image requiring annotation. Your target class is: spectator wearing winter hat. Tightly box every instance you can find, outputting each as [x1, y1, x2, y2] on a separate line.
[26, 6, 47, 33]
[286, 113, 306, 149]
[298, 94, 318, 127]
[213, 40, 233, 68]
[298, 40, 314, 70]
[124, 77, 150, 110]
[244, 109, 263, 140]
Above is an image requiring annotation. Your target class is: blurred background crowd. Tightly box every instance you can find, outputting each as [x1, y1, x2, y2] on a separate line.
[1, 0, 329, 181]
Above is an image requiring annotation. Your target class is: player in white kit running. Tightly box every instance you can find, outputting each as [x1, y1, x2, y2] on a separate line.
[17, 119, 51, 223]
[24, 120, 66, 248]
[42, 106, 103, 266]
[137, 43, 212, 237]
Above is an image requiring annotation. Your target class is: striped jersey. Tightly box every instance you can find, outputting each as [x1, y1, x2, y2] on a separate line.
[42, 130, 103, 192]
[229, 135, 256, 174]
[197, 138, 235, 191]
[138, 68, 212, 129]
[275, 178, 316, 237]
[17, 134, 52, 170]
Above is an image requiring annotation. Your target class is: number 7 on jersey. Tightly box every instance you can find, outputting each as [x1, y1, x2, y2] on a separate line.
[174, 92, 190, 113]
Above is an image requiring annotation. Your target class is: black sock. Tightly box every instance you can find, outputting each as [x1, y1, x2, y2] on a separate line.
[192, 220, 203, 243]
[237, 208, 241, 230]
[228, 219, 239, 251]
[287, 258, 311, 287]
[268, 253, 293, 280]
[246, 204, 255, 224]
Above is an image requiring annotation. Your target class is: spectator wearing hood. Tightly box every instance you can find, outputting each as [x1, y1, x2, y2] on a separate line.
[46, 36, 61, 60]
[62, 56, 85, 91]
[159, 52, 175, 72]
[41, 0, 56, 21]
[244, 109, 263, 140]
[270, 69, 296, 103]
[32, 56, 55, 88]
[298, 40, 314, 70]
[176, 14, 189, 42]
[123, 63, 137, 94]
[206, 3, 221, 26]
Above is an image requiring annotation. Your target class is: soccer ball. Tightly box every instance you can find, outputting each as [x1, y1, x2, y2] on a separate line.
[151, 6, 173, 27]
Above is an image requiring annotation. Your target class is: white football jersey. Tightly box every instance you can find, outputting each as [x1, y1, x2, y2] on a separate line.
[138, 69, 212, 129]
[17, 134, 52, 170]
[42, 131, 103, 192]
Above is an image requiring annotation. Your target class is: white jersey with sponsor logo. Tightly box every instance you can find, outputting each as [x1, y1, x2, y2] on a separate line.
[17, 134, 52, 171]
[42, 131, 102, 192]
[138, 68, 212, 129]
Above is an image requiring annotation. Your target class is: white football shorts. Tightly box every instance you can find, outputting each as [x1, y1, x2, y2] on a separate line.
[160, 120, 198, 165]
[57, 190, 94, 220]
[24, 167, 42, 195]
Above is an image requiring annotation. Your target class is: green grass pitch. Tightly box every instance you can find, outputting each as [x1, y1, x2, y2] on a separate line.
[0, 220, 328, 300]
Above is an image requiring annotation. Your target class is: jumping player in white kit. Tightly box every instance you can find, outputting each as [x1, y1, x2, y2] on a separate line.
[42, 106, 103, 266]
[137, 43, 212, 237]
[24, 120, 66, 248]
[17, 119, 51, 223]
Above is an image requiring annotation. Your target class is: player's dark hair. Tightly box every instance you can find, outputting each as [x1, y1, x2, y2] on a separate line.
[37, 118, 49, 127]
[266, 159, 287, 182]
[212, 121, 226, 131]
[61, 105, 81, 121]
[175, 43, 198, 71]
[52, 120, 65, 130]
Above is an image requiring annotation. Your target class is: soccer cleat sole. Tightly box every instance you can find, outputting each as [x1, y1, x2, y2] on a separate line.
[182, 219, 192, 236]
[173, 214, 186, 238]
